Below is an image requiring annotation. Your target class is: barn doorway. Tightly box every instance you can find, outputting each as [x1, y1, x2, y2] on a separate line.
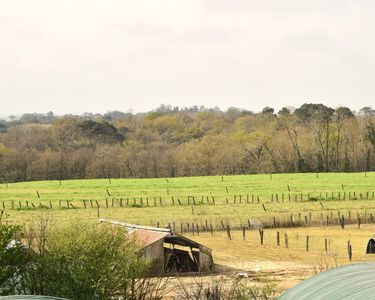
[164, 244, 199, 273]
[366, 238, 375, 253]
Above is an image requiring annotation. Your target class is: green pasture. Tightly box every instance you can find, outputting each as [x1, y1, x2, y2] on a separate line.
[1, 172, 375, 203]
[1, 172, 375, 226]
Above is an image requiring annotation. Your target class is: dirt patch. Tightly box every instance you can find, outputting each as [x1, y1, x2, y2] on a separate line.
[161, 260, 312, 299]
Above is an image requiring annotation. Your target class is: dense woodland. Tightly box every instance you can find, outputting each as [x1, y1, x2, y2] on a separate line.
[1, 103, 375, 182]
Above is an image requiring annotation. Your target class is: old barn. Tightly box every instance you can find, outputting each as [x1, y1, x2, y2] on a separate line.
[99, 219, 214, 274]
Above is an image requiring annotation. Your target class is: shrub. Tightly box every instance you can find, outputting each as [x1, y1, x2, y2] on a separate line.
[0, 212, 31, 295]
[177, 276, 278, 300]
[0, 216, 169, 299]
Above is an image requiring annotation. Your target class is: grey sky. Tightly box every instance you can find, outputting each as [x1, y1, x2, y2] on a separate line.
[1, 0, 375, 115]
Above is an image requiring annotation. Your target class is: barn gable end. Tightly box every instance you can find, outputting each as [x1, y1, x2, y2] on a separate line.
[99, 218, 214, 274]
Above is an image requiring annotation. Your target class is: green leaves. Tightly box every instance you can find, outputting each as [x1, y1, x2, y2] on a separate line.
[0, 216, 30, 295]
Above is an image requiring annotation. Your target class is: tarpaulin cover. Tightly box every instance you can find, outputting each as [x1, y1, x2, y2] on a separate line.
[279, 262, 375, 300]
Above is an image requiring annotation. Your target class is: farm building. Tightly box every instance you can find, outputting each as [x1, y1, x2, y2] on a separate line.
[366, 236, 375, 253]
[99, 219, 214, 274]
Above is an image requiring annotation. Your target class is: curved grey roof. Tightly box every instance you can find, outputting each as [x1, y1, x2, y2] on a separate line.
[279, 263, 375, 300]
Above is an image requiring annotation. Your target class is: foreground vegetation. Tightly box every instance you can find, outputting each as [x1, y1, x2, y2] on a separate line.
[0, 215, 278, 299]
[0, 215, 160, 298]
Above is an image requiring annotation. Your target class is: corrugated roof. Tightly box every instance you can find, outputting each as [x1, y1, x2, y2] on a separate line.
[129, 230, 169, 247]
[98, 218, 210, 249]
[279, 263, 375, 300]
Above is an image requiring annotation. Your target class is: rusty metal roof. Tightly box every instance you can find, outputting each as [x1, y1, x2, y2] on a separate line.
[98, 218, 210, 250]
[129, 230, 169, 247]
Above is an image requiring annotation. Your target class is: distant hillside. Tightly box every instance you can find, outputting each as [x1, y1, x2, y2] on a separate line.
[0, 104, 375, 182]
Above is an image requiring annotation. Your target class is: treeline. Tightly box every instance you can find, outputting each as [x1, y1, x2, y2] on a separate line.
[1, 103, 375, 182]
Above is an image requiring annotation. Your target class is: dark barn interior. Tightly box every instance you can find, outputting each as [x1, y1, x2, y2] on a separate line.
[367, 238, 375, 254]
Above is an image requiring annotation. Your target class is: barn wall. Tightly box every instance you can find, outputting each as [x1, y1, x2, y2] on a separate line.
[199, 245, 214, 272]
[143, 239, 164, 273]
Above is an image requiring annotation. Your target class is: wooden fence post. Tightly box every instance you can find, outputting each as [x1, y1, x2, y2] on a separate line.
[284, 233, 288, 248]
[340, 215, 345, 229]
[221, 220, 226, 231]
[306, 235, 309, 251]
[226, 225, 231, 240]
[277, 231, 280, 246]
[357, 212, 361, 228]
[259, 229, 264, 245]
[242, 226, 246, 240]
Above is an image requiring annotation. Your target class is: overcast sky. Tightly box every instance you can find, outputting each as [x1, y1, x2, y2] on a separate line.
[1, 0, 375, 115]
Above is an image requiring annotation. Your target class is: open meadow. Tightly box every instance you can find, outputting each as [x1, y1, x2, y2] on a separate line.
[2, 172, 375, 227]
[2, 172, 375, 294]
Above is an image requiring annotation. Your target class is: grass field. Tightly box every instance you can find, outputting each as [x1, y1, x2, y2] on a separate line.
[2, 172, 375, 203]
[2, 172, 375, 227]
